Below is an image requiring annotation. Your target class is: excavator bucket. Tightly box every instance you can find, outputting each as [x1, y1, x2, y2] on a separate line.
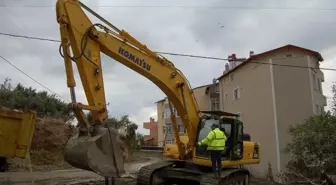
[64, 125, 125, 177]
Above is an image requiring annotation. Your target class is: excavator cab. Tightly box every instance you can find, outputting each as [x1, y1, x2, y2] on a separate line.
[196, 111, 245, 161]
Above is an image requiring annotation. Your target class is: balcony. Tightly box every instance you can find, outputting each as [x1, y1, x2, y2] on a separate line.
[143, 118, 158, 146]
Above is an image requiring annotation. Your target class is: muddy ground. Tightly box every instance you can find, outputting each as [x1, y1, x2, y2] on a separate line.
[0, 150, 279, 185]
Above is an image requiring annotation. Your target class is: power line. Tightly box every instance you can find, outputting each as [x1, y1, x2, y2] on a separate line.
[250, 61, 336, 71]
[0, 5, 335, 11]
[1, 32, 336, 71]
[157, 52, 227, 61]
[0, 32, 61, 42]
[0, 55, 69, 102]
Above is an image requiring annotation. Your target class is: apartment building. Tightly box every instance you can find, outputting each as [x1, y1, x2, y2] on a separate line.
[155, 84, 219, 146]
[156, 99, 165, 147]
[143, 117, 158, 146]
[217, 44, 326, 177]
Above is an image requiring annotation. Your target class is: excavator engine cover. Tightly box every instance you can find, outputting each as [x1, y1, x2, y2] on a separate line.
[64, 125, 125, 177]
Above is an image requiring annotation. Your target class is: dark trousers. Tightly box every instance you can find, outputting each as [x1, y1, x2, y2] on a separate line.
[210, 150, 222, 172]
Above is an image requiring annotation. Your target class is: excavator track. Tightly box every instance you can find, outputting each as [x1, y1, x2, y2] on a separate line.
[136, 160, 176, 185]
[200, 168, 249, 185]
[136, 160, 249, 185]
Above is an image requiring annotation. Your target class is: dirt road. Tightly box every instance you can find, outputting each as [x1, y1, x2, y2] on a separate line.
[0, 151, 278, 185]
[0, 155, 160, 185]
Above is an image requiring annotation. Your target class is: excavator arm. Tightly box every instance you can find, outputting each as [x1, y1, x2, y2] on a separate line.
[56, 0, 201, 177]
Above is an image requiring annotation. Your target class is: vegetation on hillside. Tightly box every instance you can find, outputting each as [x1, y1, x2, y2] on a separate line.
[332, 82, 336, 116]
[0, 78, 73, 122]
[0, 78, 144, 171]
[0, 77, 142, 144]
[87, 112, 142, 149]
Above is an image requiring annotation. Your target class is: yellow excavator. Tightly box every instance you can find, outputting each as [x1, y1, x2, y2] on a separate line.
[56, 0, 261, 184]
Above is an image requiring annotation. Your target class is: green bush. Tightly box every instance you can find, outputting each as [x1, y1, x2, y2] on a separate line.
[285, 112, 336, 179]
[0, 78, 74, 122]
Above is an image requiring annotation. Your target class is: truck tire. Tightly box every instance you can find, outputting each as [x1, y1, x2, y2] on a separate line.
[0, 157, 8, 172]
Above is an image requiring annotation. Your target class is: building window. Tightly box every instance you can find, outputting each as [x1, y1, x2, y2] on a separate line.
[230, 74, 234, 81]
[178, 125, 184, 133]
[165, 139, 174, 144]
[233, 88, 240, 100]
[215, 84, 220, 93]
[315, 76, 319, 91]
[313, 74, 321, 91]
[312, 74, 316, 90]
[164, 125, 172, 134]
[164, 108, 170, 119]
[317, 78, 321, 92]
[316, 104, 320, 114]
[164, 107, 179, 119]
[285, 53, 293, 58]
[211, 96, 220, 111]
[321, 106, 324, 114]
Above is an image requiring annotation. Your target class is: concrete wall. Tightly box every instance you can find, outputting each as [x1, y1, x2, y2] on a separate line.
[218, 48, 325, 177]
[219, 60, 278, 176]
[156, 85, 211, 145]
[156, 101, 165, 147]
[308, 56, 327, 114]
[193, 86, 211, 111]
[271, 51, 314, 171]
[143, 118, 158, 146]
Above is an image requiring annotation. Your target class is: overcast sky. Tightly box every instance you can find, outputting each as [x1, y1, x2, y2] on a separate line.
[1, 0, 335, 135]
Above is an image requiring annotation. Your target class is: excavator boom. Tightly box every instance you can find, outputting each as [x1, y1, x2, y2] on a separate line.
[56, 0, 200, 177]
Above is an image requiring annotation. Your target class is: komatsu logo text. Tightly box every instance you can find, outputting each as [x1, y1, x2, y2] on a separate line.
[118, 47, 151, 71]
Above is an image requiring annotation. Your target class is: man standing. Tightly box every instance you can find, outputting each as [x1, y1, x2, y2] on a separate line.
[198, 123, 227, 177]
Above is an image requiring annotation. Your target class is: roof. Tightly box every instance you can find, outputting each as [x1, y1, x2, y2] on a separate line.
[155, 98, 165, 103]
[217, 44, 324, 80]
[192, 84, 212, 90]
[200, 111, 240, 117]
[155, 84, 212, 103]
[205, 82, 219, 92]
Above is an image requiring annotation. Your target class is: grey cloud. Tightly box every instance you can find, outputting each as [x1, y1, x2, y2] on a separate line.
[1, 0, 336, 133]
[189, 0, 336, 55]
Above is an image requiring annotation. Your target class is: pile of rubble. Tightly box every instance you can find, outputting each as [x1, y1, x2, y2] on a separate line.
[8, 118, 75, 172]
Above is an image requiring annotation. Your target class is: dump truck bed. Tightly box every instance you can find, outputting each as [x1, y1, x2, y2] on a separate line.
[0, 109, 36, 158]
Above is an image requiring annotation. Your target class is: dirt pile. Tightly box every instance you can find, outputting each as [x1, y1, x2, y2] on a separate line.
[7, 118, 134, 172]
[8, 117, 76, 172]
[32, 118, 74, 150]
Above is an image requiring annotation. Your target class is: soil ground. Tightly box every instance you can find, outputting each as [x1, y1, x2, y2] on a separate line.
[0, 119, 279, 184]
[0, 150, 279, 185]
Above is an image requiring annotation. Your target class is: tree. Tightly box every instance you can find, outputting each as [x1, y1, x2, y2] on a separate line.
[136, 133, 145, 146]
[332, 81, 336, 116]
[136, 133, 144, 142]
[0, 78, 14, 107]
[86, 112, 139, 141]
[284, 112, 336, 184]
[0, 78, 74, 122]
